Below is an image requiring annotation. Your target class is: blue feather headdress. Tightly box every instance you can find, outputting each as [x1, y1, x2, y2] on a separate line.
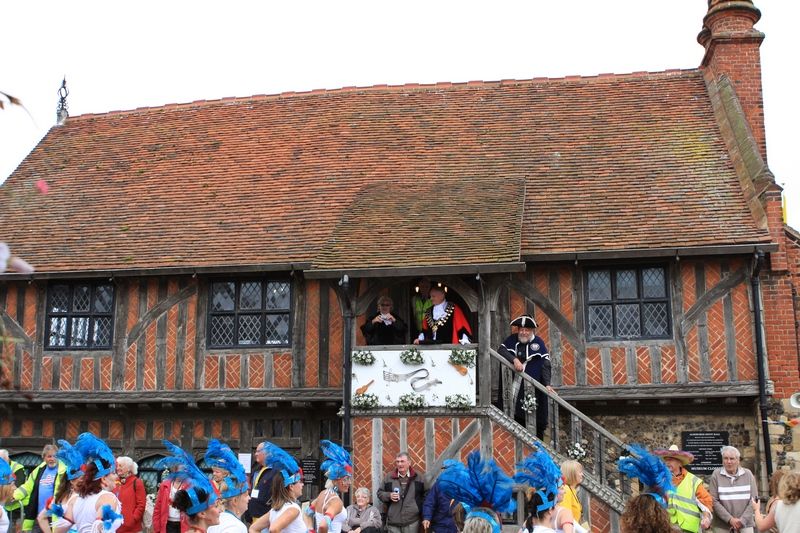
[514, 444, 563, 513]
[320, 440, 353, 481]
[617, 444, 674, 507]
[436, 451, 516, 533]
[74, 432, 116, 480]
[204, 439, 247, 499]
[156, 440, 218, 515]
[262, 442, 302, 486]
[0, 457, 14, 485]
[57, 439, 85, 481]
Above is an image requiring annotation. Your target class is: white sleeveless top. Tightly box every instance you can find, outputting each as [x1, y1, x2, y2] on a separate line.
[0, 506, 9, 533]
[314, 490, 347, 533]
[208, 510, 247, 533]
[269, 502, 306, 533]
[68, 490, 123, 533]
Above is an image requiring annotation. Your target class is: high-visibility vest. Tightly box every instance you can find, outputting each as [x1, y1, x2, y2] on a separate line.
[3, 461, 25, 511]
[668, 471, 703, 533]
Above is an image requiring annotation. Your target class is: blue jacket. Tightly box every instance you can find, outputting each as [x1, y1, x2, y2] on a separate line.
[422, 481, 457, 533]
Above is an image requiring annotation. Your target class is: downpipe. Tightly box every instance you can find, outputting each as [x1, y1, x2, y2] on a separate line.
[752, 251, 773, 478]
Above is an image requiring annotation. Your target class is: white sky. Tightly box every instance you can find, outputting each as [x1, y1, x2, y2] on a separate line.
[2, 1, 798, 226]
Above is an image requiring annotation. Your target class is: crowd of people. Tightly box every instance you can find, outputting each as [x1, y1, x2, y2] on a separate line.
[3, 433, 800, 533]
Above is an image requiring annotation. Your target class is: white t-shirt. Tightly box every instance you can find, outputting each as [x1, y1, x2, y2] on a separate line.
[268, 502, 306, 533]
[208, 511, 247, 533]
[775, 501, 800, 533]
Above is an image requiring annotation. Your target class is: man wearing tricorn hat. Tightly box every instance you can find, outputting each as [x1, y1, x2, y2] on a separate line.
[497, 315, 553, 440]
[654, 445, 713, 532]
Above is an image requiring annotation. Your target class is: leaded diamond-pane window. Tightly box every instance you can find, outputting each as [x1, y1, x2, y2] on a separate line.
[585, 266, 670, 340]
[45, 282, 115, 349]
[208, 279, 292, 348]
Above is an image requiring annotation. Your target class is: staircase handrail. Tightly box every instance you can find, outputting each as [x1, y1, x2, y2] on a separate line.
[489, 347, 633, 453]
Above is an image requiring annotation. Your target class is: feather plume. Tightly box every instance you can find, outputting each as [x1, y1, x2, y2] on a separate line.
[204, 439, 247, 498]
[0, 457, 13, 485]
[73, 432, 116, 480]
[436, 451, 516, 514]
[156, 440, 217, 515]
[101, 504, 124, 531]
[514, 444, 562, 513]
[617, 444, 674, 497]
[48, 503, 65, 518]
[262, 441, 301, 485]
[320, 440, 353, 480]
[57, 439, 85, 480]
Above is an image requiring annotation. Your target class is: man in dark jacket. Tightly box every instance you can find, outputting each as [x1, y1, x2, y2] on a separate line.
[421, 478, 456, 533]
[377, 453, 426, 533]
[497, 315, 554, 440]
[244, 441, 276, 525]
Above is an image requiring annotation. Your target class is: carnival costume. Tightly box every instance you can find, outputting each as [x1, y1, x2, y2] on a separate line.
[437, 451, 516, 533]
[157, 440, 218, 517]
[314, 441, 352, 533]
[205, 440, 248, 533]
[56, 440, 86, 481]
[55, 432, 123, 533]
[515, 444, 562, 533]
[262, 443, 306, 533]
[1, 457, 14, 533]
[204, 439, 248, 500]
[618, 444, 675, 507]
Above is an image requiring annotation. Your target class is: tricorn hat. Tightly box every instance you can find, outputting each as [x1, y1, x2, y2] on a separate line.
[653, 444, 694, 466]
[510, 315, 538, 329]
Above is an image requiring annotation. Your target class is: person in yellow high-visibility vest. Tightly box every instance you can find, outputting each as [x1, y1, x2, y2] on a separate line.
[0, 450, 27, 533]
[654, 445, 713, 533]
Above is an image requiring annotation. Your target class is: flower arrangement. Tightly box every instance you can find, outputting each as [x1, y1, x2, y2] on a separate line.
[352, 393, 379, 409]
[448, 348, 476, 368]
[566, 442, 587, 461]
[352, 349, 375, 365]
[521, 394, 538, 413]
[399, 347, 424, 365]
[444, 394, 472, 410]
[398, 392, 426, 411]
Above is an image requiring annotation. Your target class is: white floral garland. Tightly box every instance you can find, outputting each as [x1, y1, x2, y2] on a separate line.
[398, 392, 426, 411]
[399, 347, 424, 365]
[352, 393, 379, 409]
[444, 394, 472, 410]
[352, 350, 375, 365]
[448, 348, 476, 368]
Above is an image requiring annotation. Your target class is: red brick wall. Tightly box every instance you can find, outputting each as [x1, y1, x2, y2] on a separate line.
[508, 258, 762, 387]
[0, 275, 338, 394]
[352, 414, 618, 533]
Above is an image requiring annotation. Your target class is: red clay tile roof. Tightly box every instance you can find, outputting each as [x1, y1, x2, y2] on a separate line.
[0, 69, 772, 275]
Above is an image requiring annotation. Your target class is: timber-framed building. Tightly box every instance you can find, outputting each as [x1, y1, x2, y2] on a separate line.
[2, 1, 800, 530]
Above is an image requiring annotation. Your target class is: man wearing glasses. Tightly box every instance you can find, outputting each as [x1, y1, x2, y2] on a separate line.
[360, 296, 407, 345]
[244, 442, 276, 525]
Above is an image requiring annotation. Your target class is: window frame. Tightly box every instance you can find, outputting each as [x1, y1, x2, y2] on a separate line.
[44, 281, 116, 350]
[206, 278, 293, 349]
[583, 264, 672, 341]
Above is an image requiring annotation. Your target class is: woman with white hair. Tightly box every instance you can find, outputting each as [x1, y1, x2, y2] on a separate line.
[344, 488, 381, 533]
[115, 456, 146, 533]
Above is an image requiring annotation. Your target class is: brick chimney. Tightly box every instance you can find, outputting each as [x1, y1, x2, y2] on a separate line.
[698, 0, 766, 160]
